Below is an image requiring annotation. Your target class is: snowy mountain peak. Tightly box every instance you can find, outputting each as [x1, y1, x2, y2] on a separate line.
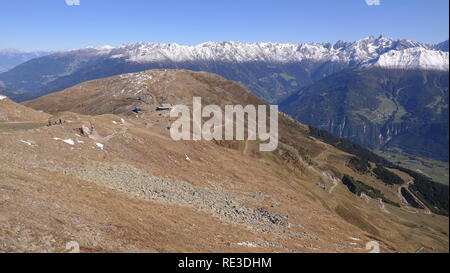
[82, 36, 448, 70]
[373, 47, 449, 70]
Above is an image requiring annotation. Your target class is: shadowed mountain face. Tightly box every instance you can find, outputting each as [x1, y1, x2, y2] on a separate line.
[0, 49, 111, 100]
[0, 49, 51, 73]
[280, 69, 449, 162]
[1, 57, 349, 103]
[0, 86, 29, 102]
[434, 40, 449, 52]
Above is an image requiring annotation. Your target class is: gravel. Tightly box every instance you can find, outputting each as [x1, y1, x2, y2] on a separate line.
[53, 161, 291, 235]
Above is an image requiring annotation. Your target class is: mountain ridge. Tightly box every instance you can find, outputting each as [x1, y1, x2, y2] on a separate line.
[1, 36, 448, 103]
[58, 36, 449, 66]
[0, 49, 51, 73]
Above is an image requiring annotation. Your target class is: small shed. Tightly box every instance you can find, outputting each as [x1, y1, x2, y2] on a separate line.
[156, 104, 173, 111]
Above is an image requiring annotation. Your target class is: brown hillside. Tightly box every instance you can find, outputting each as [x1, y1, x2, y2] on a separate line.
[1, 96, 50, 122]
[0, 70, 446, 253]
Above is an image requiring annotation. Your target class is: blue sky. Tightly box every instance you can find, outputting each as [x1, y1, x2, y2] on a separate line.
[0, 0, 448, 51]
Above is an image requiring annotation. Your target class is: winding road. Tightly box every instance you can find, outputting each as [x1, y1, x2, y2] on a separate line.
[398, 180, 431, 214]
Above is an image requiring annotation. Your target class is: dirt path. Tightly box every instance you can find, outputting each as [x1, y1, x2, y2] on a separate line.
[378, 198, 390, 213]
[305, 164, 339, 194]
[328, 176, 339, 194]
[0, 121, 47, 132]
[89, 125, 128, 142]
[398, 180, 431, 214]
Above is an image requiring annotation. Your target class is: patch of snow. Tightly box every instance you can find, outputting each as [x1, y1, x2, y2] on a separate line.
[0, 95, 7, 100]
[20, 140, 34, 146]
[52, 137, 75, 145]
[95, 142, 104, 150]
[349, 237, 362, 241]
[237, 242, 258, 248]
[373, 48, 449, 70]
[63, 139, 75, 145]
[185, 154, 191, 161]
[86, 45, 114, 55]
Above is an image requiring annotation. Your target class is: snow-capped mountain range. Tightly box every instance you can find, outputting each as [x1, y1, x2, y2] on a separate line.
[0, 35, 448, 103]
[81, 35, 448, 70]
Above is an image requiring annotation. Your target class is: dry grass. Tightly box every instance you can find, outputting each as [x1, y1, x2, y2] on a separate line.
[0, 69, 446, 253]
